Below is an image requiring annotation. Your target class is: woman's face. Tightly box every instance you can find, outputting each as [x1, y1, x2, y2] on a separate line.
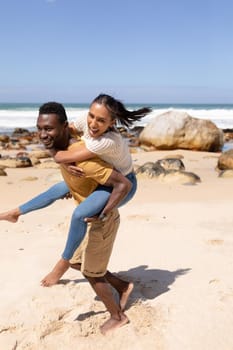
[87, 102, 115, 138]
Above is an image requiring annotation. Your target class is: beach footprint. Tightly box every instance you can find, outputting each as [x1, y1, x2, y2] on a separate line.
[206, 239, 224, 246]
[126, 214, 152, 221]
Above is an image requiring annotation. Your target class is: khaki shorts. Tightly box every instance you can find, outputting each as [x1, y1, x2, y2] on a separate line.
[69, 209, 120, 277]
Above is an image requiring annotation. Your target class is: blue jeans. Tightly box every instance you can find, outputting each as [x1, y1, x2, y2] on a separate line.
[19, 172, 137, 260]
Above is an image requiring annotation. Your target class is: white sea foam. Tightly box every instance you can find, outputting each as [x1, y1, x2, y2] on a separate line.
[0, 106, 233, 132]
[131, 108, 233, 129]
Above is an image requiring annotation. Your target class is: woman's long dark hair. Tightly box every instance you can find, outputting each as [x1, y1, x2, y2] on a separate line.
[91, 94, 152, 128]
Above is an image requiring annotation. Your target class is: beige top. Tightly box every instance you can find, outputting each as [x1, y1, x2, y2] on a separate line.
[74, 115, 133, 175]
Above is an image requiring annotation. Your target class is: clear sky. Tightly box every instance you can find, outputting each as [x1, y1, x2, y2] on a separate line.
[0, 0, 232, 104]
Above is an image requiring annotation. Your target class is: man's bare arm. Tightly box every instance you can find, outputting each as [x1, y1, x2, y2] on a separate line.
[97, 170, 132, 219]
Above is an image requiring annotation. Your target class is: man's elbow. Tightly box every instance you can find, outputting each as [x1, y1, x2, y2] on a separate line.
[54, 154, 64, 164]
[123, 178, 132, 195]
[54, 157, 60, 164]
[127, 180, 132, 193]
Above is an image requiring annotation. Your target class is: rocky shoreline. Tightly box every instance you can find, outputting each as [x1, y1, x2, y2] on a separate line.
[1, 124, 233, 183]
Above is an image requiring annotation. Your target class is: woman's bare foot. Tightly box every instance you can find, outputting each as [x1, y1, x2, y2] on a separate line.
[41, 258, 70, 287]
[119, 282, 134, 311]
[0, 208, 21, 223]
[100, 312, 129, 335]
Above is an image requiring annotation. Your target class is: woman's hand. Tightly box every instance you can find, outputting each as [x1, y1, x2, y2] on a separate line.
[61, 192, 73, 200]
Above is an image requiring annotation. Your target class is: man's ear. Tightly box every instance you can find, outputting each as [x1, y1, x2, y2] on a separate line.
[62, 121, 69, 133]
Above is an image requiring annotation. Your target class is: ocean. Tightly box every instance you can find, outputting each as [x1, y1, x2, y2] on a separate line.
[1, 103, 233, 134]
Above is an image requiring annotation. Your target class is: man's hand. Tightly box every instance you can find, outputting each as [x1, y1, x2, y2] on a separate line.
[84, 215, 99, 223]
[64, 164, 85, 177]
[84, 212, 107, 223]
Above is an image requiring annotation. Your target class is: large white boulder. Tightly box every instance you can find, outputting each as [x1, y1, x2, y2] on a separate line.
[139, 110, 223, 152]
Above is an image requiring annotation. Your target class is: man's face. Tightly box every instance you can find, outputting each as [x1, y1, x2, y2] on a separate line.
[36, 113, 68, 149]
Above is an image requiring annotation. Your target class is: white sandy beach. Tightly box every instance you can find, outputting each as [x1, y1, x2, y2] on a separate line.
[0, 149, 233, 350]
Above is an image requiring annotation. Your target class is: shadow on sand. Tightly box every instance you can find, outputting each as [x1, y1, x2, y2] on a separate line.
[60, 265, 191, 319]
[115, 265, 191, 308]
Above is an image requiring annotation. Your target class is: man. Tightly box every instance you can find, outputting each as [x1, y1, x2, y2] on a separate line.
[37, 102, 133, 335]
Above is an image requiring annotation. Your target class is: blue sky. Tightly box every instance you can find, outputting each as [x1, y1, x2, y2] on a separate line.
[0, 0, 232, 103]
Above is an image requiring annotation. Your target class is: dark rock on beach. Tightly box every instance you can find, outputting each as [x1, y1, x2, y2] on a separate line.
[0, 135, 10, 143]
[0, 167, 7, 176]
[217, 149, 233, 170]
[135, 158, 201, 184]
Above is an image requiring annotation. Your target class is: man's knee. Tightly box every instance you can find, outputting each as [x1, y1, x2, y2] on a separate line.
[83, 274, 106, 284]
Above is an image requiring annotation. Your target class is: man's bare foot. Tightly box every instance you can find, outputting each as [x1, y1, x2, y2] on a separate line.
[41, 258, 70, 287]
[0, 208, 21, 223]
[119, 282, 134, 311]
[100, 312, 129, 335]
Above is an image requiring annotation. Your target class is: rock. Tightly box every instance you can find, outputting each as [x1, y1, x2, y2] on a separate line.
[5, 142, 26, 150]
[135, 158, 201, 184]
[0, 156, 32, 168]
[18, 138, 31, 146]
[139, 110, 223, 152]
[223, 129, 233, 142]
[0, 135, 10, 143]
[156, 158, 185, 171]
[135, 161, 166, 178]
[217, 149, 233, 170]
[15, 156, 32, 167]
[161, 170, 201, 185]
[0, 168, 7, 176]
[16, 151, 29, 157]
[15, 152, 40, 166]
[139, 144, 157, 152]
[36, 160, 59, 169]
[135, 158, 185, 175]
[29, 155, 41, 166]
[30, 150, 51, 159]
[12, 128, 31, 136]
[0, 158, 18, 168]
[218, 169, 233, 178]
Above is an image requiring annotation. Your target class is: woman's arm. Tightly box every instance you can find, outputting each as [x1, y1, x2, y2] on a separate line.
[69, 122, 83, 137]
[54, 145, 95, 164]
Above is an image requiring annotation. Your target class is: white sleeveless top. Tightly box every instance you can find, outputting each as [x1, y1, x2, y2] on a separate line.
[74, 115, 133, 175]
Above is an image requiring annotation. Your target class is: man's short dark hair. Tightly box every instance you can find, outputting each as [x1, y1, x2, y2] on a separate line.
[39, 102, 68, 123]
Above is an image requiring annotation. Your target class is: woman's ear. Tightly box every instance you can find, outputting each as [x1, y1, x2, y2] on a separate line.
[110, 119, 116, 127]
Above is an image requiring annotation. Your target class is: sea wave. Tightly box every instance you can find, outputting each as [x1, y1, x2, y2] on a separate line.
[131, 108, 233, 129]
[0, 106, 233, 132]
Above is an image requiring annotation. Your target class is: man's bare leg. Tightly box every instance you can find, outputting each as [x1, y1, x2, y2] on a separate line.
[85, 275, 129, 335]
[70, 265, 133, 311]
[0, 207, 21, 223]
[105, 271, 134, 311]
[41, 258, 70, 287]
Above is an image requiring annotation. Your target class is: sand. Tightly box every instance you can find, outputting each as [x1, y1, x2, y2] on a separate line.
[0, 149, 233, 350]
